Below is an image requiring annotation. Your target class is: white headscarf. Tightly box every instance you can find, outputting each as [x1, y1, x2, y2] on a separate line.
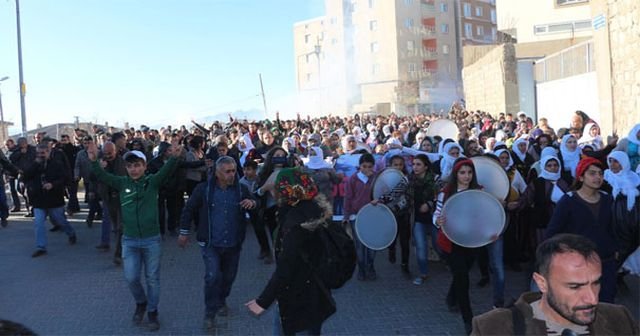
[438, 138, 455, 155]
[305, 146, 332, 170]
[440, 142, 465, 181]
[352, 126, 365, 142]
[238, 133, 255, 166]
[540, 146, 558, 159]
[578, 122, 603, 150]
[494, 148, 514, 171]
[628, 123, 640, 146]
[511, 138, 528, 163]
[604, 151, 640, 211]
[560, 134, 581, 178]
[539, 156, 562, 182]
[382, 125, 392, 137]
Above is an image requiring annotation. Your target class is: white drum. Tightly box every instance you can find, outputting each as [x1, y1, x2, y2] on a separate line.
[441, 190, 505, 248]
[355, 203, 398, 250]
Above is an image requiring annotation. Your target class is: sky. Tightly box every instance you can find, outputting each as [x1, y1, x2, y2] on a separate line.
[0, 0, 324, 134]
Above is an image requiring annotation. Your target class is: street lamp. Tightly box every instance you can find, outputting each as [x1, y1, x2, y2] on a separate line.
[0, 76, 9, 141]
[15, 0, 27, 136]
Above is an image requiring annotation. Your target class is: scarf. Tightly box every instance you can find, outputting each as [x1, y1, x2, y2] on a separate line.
[440, 142, 465, 181]
[604, 151, 640, 211]
[511, 138, 528, 163]
[238, 133, 255, 166]
[356, 171, 369, 184]
[494, 148, 514, 171]
[305, 146, 332, 170]
[578, 122, 603, 150]
[560, 134, 581, 178]
[628, 124, 640, 146]
[539, 156, 561, 182]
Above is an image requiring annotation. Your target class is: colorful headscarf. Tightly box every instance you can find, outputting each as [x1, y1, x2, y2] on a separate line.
[275, 168, 319, 207]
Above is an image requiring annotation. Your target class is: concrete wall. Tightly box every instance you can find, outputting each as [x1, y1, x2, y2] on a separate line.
[536, 72, 599, 131]
[462, 43, 519, 115]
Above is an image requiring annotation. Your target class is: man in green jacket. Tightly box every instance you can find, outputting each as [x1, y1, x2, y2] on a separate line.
[88, 142, 182, 332]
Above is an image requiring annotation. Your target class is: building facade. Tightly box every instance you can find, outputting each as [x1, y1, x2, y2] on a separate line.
[293, 0, 497, 117]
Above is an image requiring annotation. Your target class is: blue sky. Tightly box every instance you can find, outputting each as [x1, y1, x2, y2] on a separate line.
[0, 0, 324, 134]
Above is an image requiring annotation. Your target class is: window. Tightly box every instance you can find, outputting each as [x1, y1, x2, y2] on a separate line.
[404, 0, 413, 4]
[476, 25, 484, 36]
[475, 6, 483, 17]
[372, 63, 380, 75]
[441, 23, 449, 33]
[557, 0, 589, 5]
[304, 34, 310, 43]
[305, 54, 311, 63]
[491, 27, 497, 40]
[534, 20, 592, 35]
[408, 63, 417, 72]
[404, 18, 414, 28]
[368, 0, 375, 8]
[464, 23, 473, 38]
[440, 3, 448, 12]
[371, 42, 379, 53]
[407, 40, 415, 51]
[490, 9, 496, 23]
[370, 20, 378, 31]
[463, 3, 471, 17]
[442, 44, 450, 54]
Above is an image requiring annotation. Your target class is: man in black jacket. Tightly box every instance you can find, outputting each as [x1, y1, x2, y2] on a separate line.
[24, 143, 77, 257]
[10, 137, 36, 217]
[178, 156, 256, 331]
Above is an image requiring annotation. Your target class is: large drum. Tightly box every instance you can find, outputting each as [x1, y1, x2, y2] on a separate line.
[372, 168, 407, 200]
[470, 156, 510, 201]
[355, 203, 397, 250]
[426, 119, 458, 140]
[441, 190, 505, 248]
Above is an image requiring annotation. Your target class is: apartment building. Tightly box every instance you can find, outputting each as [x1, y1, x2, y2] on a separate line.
[293, 0, 496, 117]
[496, 0, 593, 43]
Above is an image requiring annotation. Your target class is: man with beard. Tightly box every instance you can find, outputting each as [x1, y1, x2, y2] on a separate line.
[471, 234, 638, 335]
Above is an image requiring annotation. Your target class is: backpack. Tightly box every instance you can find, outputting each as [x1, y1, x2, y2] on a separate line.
[307, 221, 357, 290]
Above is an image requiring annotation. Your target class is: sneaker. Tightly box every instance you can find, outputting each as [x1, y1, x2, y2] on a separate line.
[147, 311, 160, 331]
[132, 302, 147, 325]
[203, 315, 215, 331]
[217, 304, 229, 317]
[95, 244, 110, 251]
[413, 275, 428, 286]
[31, 249, 47, 258]
[1, 219, 7, 228]
[68, 235, 77, 245]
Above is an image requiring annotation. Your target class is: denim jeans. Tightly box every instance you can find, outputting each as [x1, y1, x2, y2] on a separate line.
[412, 221, 440, 276]
[349, 221, 376, 276]
[122, 235, 162, 312]
[487, 237, 505, 306]
[201, 244, 242, 317]
[273, 304, 322, 336]
[34, 207, 75, 250]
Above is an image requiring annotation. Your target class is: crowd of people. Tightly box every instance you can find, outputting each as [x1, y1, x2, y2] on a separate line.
[1, 106, 638, 335]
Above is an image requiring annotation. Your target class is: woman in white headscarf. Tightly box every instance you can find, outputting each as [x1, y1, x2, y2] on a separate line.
[523, 155, 570, 270]
[238, 133, 257, 167]
[604, 151, 640, 264]
[614, 123, 640, 172]
[510, 138, 535, 178]
[303, 146, 342, 205]
[578, 122, 604, 151]
[438, 142, 464, 182]
[558, 134, 581, 184]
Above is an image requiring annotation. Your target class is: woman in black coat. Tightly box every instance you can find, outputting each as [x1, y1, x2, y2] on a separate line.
[246, 169, 336, 335]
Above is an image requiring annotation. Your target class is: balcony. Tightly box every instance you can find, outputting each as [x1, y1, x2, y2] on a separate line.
[421, 2, 437, 16]
[421, 25, 437, 37]
[422, 47, 437, 59]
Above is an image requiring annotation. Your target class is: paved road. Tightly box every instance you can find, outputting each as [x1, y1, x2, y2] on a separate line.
[0, 206, 638, 335]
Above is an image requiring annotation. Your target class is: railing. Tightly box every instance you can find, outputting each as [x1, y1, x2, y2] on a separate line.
[534, 40, 595, 83]
[422, 47, 437, 58]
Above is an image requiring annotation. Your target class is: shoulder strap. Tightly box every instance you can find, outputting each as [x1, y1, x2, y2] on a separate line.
[510, 306, 526, 336]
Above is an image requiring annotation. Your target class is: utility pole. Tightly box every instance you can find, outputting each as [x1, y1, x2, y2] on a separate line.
[259, 73, 268, 119]
[15, 0, 27, 136]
